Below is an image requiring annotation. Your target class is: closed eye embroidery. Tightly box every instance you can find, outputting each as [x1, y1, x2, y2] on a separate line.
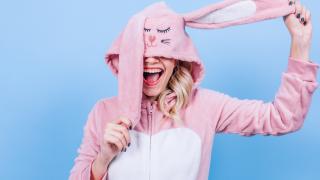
[161, 39, 171, 45]
[157, 27, 171, 33]
[144, 28, 151, 32]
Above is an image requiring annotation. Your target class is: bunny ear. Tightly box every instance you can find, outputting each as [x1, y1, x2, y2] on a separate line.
[105, 12, 146, 128]
[183, 0, 295, 29]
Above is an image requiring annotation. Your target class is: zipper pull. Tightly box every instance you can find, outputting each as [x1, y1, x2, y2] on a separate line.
[150, 103, 154, 114]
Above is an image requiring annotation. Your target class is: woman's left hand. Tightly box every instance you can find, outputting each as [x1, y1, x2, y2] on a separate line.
[283, 0, 312, 61]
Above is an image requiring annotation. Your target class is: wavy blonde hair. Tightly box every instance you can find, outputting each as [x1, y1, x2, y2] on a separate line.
[157, 60, 194, 125]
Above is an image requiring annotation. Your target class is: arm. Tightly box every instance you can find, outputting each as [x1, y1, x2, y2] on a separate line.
[215, 58, 319, 136]
[214, 2, 319, 136]
[69, 101, 109, 180]
[69, 100, 131, 180]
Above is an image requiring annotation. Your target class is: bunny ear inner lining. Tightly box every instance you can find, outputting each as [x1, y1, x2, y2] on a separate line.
[193, 0, 257, 24]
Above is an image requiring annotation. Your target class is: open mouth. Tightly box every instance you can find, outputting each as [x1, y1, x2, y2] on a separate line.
[143, 68, 164, 87]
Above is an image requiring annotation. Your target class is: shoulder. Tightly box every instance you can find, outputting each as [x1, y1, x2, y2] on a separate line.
[89, 96, 119, 115]
[86, 96, 119, 129]
[186, 87, 226, 113]
[191, 87, 225, 103]
[96, 96, 118, 107]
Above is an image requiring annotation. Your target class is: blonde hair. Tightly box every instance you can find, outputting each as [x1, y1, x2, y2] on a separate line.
[158, 60, 194, 125]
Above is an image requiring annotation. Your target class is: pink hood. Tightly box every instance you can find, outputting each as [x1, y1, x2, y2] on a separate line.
[104, 0, 295, 128]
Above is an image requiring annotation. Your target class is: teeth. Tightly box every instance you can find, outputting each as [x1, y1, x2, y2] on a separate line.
[144, 69, 162, 73]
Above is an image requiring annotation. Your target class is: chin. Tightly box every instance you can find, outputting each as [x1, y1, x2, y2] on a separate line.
[143, 87, 162, 98]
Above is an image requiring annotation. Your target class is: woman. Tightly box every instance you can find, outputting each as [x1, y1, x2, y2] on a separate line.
[69, 1, 319, 180]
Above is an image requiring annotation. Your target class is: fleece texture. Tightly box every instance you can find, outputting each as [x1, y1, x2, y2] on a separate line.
[105, 0, 296, 128]
[69, 1, 319, 180]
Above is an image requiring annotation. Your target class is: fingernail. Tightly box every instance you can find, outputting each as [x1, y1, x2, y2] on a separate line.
[303, 21, 307, 26]
[121, 148, 124, 152]
[289, 1, 293, 6]
[128, 143, 131, 147]
[296, 13, 300, 18]
[301, 17, 305, 22]
[129, 125, 132, 130]
[124, 148, 127, 152]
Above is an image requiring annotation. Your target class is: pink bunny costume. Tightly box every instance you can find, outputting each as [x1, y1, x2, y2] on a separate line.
[69, 1, 319, 180]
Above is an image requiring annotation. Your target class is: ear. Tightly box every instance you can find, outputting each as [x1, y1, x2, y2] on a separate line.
[183, 0, 295, 29]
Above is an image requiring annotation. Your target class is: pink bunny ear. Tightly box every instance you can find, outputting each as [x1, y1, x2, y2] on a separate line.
[183, 0, 295, 29]
[105, 12, 146, 128]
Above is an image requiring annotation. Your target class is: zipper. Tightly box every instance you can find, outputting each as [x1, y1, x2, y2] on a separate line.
[147, 102, 153, 180]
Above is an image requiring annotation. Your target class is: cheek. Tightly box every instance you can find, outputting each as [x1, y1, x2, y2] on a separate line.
[161, 66, 175, 86]
[163, 61, 176, 80]
[162, 71, 172, 84]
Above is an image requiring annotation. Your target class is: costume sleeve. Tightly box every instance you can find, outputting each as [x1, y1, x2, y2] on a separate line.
[215, 57, 319, 136]
[69, 101, 108, 180]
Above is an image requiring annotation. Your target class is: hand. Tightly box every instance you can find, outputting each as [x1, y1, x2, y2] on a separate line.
[284, 0, 312, 61]
[99, 116, 132, 163]
[91, 117, 132, 180]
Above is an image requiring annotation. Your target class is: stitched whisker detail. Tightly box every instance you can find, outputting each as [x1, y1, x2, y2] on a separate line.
[161, 39, 171, 45]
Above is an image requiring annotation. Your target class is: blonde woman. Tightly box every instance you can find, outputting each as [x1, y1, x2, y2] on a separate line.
[69, 1, 319, 180]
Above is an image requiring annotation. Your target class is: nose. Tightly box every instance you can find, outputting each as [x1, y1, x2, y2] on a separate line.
[148, 35, 156, 43]
[144, 57, 159, 64]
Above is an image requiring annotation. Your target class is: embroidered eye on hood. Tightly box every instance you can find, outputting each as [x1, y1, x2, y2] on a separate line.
[104, 0, 295, 128]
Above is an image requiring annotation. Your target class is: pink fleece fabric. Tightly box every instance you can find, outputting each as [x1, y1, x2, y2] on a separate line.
[69, 58, 319, 180]
[69, 1, 320, 180]
[105, 1, 296, 128]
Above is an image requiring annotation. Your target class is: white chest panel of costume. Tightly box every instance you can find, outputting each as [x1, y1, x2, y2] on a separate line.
[108, 128, 202, 180]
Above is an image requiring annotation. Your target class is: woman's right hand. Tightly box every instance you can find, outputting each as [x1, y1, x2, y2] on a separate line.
[100, 116, 132, 163]
[91, 117, 132, 180]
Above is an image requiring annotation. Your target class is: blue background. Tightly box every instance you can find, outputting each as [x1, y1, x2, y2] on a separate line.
[1, 0, 319, 179]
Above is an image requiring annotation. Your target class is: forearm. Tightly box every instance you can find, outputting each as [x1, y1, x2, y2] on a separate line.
[91, 153, 111, 180]
[285, 1, 312, 62]
[289, 37, 311, 62]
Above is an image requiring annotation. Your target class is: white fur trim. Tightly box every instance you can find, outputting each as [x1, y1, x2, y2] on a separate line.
[194, 0, 257, 24]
